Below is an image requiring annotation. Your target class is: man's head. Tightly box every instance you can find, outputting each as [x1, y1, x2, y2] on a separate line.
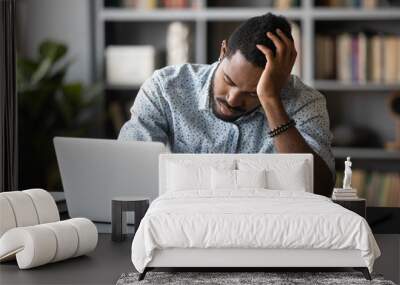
[212, 13, 293, 122]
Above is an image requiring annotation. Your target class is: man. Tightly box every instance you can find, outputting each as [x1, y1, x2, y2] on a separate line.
[118, 13, 335, 197]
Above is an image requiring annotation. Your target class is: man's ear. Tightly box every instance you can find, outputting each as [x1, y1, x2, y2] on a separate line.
[219, 40, 227, 60]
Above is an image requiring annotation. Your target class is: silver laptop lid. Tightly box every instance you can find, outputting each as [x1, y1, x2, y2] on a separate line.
[54, 137, 165, 223]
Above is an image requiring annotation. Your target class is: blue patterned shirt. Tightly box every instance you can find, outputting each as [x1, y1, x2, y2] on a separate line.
[118, 62, 335, 174]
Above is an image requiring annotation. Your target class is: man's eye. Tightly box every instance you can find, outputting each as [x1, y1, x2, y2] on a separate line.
[248, 93, 258, 97]
[223, 76, 234, 86]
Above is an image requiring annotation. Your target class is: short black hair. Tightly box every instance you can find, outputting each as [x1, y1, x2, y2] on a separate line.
[226, 13, 292, 69]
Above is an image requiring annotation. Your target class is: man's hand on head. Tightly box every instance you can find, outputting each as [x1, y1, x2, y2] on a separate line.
[255, 29, 297, 103]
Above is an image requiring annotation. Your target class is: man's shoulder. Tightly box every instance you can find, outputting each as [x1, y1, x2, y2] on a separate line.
[291, 75, 324, 97]
[283, 75, 328, 117]
[154, 63, 213, 84]
[288, 75, 325, 100]
[148, 63, 215, 104]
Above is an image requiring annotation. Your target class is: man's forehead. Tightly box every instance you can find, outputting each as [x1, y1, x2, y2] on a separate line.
[223, 51, 263, 92]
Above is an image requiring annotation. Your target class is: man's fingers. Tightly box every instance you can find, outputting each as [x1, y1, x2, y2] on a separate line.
[267, 32, 285, 55]
[256, 44, 274, 63]
[291, 49, 297, 65]
[276, 29, 295, 51]
[275, 29, 296, 64]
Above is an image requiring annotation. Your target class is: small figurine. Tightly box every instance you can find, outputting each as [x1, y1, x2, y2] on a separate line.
[343, 157, 352, 189]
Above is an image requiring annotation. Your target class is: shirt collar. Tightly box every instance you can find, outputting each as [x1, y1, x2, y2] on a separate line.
[198, 61, 219, 111]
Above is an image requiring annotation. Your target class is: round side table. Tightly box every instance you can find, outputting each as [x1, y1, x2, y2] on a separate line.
[111, 196, 149, 242]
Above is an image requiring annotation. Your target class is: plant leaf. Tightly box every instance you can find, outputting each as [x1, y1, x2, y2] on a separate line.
[39, 40, 67, 63]
[31, 41, 69, 85]
[17, 58, 39, 91]
[30, 57, 53, 85]
[62, 82, 83, 97]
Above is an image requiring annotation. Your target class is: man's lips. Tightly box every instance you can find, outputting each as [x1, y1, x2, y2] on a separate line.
[217, 100, 244, 117]
[219, 101, 235, 116]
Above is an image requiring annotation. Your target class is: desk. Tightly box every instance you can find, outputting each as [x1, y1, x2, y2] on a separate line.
[0, 234, 132, 285]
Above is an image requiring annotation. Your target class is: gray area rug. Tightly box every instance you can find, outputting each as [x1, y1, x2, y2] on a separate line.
[116, 271, 396, 285]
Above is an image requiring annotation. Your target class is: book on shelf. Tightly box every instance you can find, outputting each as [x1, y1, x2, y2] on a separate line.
[358, 32, 367, 83]
[332, 187, 359, 200]
[333, 192, 358, 195]
[291, 21, 301, 77]
[315, 35, 336, 79]
[332, 195, 360, 200]
[315, 32, 400, 84]
[121, 0, 200, 9]
[274, 0, 300, 9]
[315, 0, 394, 8]
[336, 33, 351, 82]
[334, 188, 357, 193]
[383, 36, 399, 84]
[370, 34, 383, 83]
[335, 170, 400, 207]
[332, 194, 359, 199]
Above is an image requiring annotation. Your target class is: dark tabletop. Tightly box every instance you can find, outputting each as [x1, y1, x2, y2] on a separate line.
[0, 234, 133, 285]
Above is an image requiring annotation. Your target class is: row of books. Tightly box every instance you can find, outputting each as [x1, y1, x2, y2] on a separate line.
[211, 0, 301, 9]
[335, 170, 400, 207]
[117, 0, 200, 9]
[315, 0, 394, 8]
[107, 0, 301, 9]
[315, 33, 400, 84]
[107, 0, 399, 8]
[273, 0, 301, 9]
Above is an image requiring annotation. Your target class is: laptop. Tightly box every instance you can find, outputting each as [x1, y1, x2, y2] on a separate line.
[54, 137, 165, 223]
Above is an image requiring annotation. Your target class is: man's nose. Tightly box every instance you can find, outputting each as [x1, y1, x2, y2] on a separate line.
[226, 88, 243, 107]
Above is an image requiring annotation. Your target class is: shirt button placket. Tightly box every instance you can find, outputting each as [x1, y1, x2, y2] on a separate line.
[230, 124, 239, 153]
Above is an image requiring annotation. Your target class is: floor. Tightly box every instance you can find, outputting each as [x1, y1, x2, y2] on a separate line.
[1, 233, 398, 285]
[0, 234, 133, 285]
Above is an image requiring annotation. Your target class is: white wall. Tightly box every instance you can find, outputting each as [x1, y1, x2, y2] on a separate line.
[17, 0, 93, 84]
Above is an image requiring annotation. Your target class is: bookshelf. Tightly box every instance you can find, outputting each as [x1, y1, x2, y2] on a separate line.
[333, 147, 400, 161]
[92, 0, 400, 227]
[314, 80, 400, 91]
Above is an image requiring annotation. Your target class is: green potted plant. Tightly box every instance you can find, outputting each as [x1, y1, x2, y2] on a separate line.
[17, 40, 102, 190]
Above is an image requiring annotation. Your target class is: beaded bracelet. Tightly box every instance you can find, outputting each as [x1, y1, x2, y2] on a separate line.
[268, 119, 296, 138]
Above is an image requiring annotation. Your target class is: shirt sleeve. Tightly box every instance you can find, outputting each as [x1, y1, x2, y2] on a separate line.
[117, 71, 170, 144]
[292, 93, 335, 178]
